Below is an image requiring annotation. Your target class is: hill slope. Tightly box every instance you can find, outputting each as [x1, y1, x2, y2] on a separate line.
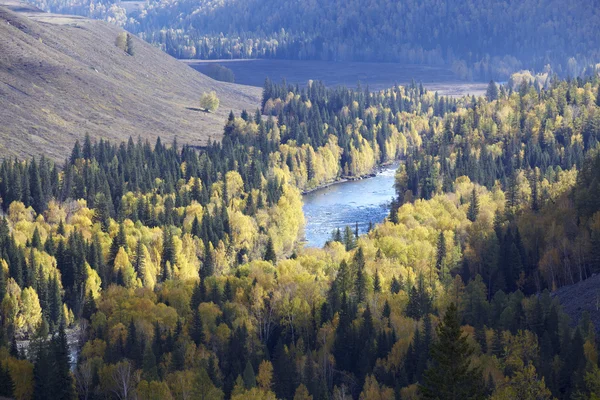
[27, 0, 600, 80]
[553, 274, 600, 333]
[0, 2, 261, 160]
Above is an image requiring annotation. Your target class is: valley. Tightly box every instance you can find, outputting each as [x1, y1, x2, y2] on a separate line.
[185, 59, 488, 97]
[0, 1, 599, 399]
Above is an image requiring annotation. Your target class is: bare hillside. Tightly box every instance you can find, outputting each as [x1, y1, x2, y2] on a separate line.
[552, 274, 600, 332]
[0, 2, 261, 160]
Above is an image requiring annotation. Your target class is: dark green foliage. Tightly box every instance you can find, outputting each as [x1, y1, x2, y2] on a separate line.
[191, 310, 205, 346]
[486, 81, 499, 102]
[142, 342, 159, 381]
[467, 188, 479, 222]
[242, 360, 256, 389]
[264, 236, 277, 263]
[0, 363, 14, 397]
[50, 324, 75, 400]
[419, 303, 485, 400]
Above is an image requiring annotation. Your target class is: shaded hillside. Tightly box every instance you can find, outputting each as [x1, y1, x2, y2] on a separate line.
[553, 274, 600, 333]
[28, 0, 600, 80]
[0, 2, 261, 160]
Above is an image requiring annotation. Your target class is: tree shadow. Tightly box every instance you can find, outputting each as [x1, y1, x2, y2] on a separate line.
[186, 107, 208, 112]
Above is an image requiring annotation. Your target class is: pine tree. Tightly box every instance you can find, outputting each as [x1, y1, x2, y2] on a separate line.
[51, 323, 76, 400]
[436, 231, 446, 279]
[343, 225, 355, 250]
[419, 303, 484, 400]
[467, 188, 479, 222]
[486, 80, 499, 102]
[31, 226, 43, 250]
[191, 309, 205, 346]
[142, 342, 158, 381]
[373, 269, 381, 293]
[243, 360, 256, 389]
[93, 193, 111, 232]
[33, 340, 52, 400]
[264, 237, 277, 263]
[29, 157, 46, 214]
[48, 276, 62, 327]
[390, 275, 402, 294]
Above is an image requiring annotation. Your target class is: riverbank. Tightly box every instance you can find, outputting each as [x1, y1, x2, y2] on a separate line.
[302, 161, 400, 247]
[301, 160, 399, 195]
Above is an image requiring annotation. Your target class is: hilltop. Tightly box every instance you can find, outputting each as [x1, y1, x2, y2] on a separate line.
[0, 2, 261, 160]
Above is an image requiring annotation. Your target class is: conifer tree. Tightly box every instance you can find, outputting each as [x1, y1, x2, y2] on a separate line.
[243, 360, 256, 389]
[264, 237, 277, 263]
[29, 157, 45, 214]
[373, 269, 381, 293]
[436, 231, 446, 279]
[191, 309, 205, 346]
[50, 323, 76, 400]
[419, 303, 484, 400]
[486, 80, 499, 102]
[467, 188, 479, 222]
[142, 342, 158, 381]
[390, 275, 402, 294]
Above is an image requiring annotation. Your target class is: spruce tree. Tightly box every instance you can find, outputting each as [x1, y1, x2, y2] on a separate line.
[142, 342, 158, 381]
[50, 323, 76, 400]
[467, 188, 479, 222]
[191, 309, 205, 346]
[486, 80, 499, 102]
[264, 237, 277, 263]
[435, 231, 446, 279]
[419, 303, 484, 400]
[373, 269, 381, 293]
[29, 157, 45, 214]
[242, 360, 256, 389]
[33, 340, 52, 400]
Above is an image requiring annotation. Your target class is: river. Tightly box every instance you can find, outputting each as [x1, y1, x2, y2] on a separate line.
[302, 163, 398, 248]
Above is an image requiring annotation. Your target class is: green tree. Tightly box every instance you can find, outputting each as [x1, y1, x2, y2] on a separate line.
[51, 323, 76, 400]
[142, 343, 158, 382]
[419, 303, 484, 400]
[243, 360, 256, 389]
[467, 188, 479, 222]
[486, 81, 499, 102]
[29, 157, 45, 214]
[264, 237, 277, 263]
[193, 368, 224, 400]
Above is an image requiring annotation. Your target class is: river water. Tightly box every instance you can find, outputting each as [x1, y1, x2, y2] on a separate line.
[302, 163, 398, 247]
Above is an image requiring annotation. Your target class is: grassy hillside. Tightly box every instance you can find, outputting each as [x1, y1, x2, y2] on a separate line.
[0, 1, 261, 160]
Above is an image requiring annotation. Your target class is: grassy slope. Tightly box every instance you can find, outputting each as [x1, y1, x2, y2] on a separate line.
[0, 1, 261, 160]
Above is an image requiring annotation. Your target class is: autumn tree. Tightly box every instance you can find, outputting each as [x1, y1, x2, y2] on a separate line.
[200, 91, 220, 112]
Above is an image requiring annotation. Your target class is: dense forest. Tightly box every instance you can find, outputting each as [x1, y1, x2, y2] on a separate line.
[25, 0, 600, 80]
[0, 75, 600, 399]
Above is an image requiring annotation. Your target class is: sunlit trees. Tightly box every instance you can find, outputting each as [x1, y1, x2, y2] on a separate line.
[200, 91, 220, 113]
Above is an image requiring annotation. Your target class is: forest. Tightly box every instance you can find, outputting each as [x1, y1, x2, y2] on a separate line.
[0, 75, 599, 400]
[24, 0, 600, 80]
